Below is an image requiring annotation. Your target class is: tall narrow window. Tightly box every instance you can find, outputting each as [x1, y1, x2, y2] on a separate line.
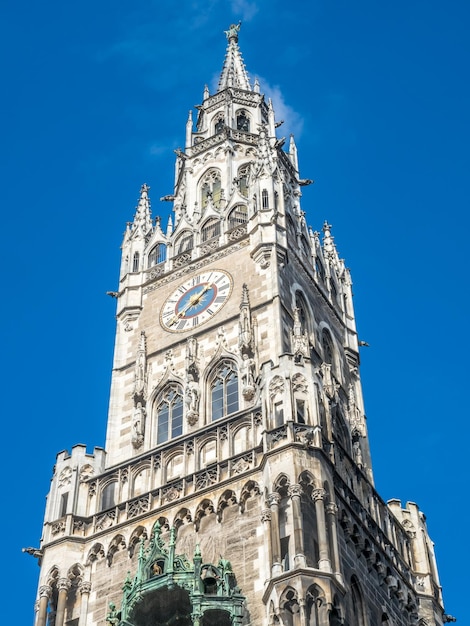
[201, 170, 222, 208]
[101, 483, 116, 510]
[322, 329, 335, 367]
[236, 110, 250, 131]
[262, 189, 269, 209]
[237, 165, 249, 197]
[155, 385, 184, 444]
[214, 115, 224, 134]
[59, 493, 68, 517]
[132, 251, 140, 272]
[211, 361, 239, 421]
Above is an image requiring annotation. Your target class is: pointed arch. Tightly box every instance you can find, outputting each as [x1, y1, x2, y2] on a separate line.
[216, 489, 237, 521]
[236, 109, 250, 132]
[86, 543, 105, 566]
[106, 534, 126, 566]
[152, 383, 184, 445]
[100, 480, 117, 511]
[132, 251, 140, 272]
[128, 526, 148, 558]
[208, 359, 239, 422]
[200, 169, 222, 208]
[194, 498, 215, 532]
[239, 479, 260, 513]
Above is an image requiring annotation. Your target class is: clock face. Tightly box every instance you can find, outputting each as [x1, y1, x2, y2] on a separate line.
[160, 270, 233, 332]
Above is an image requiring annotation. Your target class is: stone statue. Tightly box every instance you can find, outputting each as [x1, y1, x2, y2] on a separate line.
[132, 402, 146, 448]
[225, 22, 241, 40]
[185, 374, 200, 425]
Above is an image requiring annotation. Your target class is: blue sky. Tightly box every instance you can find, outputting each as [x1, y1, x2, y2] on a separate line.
[2, 1, 468, 623]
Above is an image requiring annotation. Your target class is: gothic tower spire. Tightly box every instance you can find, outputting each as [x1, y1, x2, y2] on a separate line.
[218, 22, 251, 91]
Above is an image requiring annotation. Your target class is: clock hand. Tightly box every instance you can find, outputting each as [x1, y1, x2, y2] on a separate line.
[168, 283, 213, 326]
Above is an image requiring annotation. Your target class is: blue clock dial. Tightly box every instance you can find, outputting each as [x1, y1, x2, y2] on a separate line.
[161, 270, 232, 332]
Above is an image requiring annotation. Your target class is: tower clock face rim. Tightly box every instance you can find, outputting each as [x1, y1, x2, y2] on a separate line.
[160, 269, 233, 332]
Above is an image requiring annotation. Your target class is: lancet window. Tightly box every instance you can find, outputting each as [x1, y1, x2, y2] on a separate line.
[201, 169, 222, 208]
[322, 329, 335, 368]
[214, 114, 225, 134]
[236, 110, 250, 132]
[262, 188, 269, 209]
[154, 384, 184, 444]
[101, 482, 116, 511]
[237, 164, 249, 197]
[210, 360, 239, 421]
[132, 251, 140, 272]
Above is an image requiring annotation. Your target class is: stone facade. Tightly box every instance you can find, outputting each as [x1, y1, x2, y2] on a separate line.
[31, 24, 447, 626]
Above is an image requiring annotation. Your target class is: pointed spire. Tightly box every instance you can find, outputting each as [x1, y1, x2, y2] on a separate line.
[218, 23, 251, 92]
[131, 184, 153, 236]
[185, 110, 193, 148]
[289, 135, 299, 171]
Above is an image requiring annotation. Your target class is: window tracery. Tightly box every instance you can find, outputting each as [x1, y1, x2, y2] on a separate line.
[201, 169, 222, 208]
[210, 360, 239, 421]
[154, 384, 184, 444]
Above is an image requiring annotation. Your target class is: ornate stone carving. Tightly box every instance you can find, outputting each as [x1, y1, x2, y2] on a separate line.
[131, 402, 146, 449]
[58, 466, 72, 487]
[291, 307, 309, 362]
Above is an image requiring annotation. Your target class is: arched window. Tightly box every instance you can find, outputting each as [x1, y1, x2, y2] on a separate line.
[322, 329, 335, 367]
[316, 257, 326, 282]
[295, 291, 311, 335]
[175, 231, 194, 255]
[101, 483, 116, 511]
[210, 361, 239, 421]
[236, 110, 250, 132]
[155, 385, 184, 444]
[350, 577, 367, 626]
[132, 251, 140, 272]
[201, 170, 222, 208]
[148, 243, 166, 268]
[228, 205, 248, 229]
[262, 188, 269, 209]
[237, 164, 249, 197]
[201, 217, 221, 242]
[214, 114, 225, 134]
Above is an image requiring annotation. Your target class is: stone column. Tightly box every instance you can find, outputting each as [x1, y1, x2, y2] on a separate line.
[55, 578, 71, 626]
[261, 509, 273, 575]
[36, 585, 51, 626]
[299, 598, 307, 626]
[288, 484, 306, 568]
[325, 502, 343, 584]
[312, 488, 331, 572]
[78, 581, 92, 626]
[268, 492, 282, 575]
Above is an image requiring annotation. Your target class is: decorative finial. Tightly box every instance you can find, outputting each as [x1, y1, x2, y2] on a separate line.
[224, 21, 241, 42]
[140, 183, 150, 196]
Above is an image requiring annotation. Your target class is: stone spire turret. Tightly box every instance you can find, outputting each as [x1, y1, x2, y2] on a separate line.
[130, 183, 153, 239]
[218, 22, 251, 92]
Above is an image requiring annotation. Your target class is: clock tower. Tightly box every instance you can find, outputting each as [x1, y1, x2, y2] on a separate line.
[31, 23, 448, 626]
